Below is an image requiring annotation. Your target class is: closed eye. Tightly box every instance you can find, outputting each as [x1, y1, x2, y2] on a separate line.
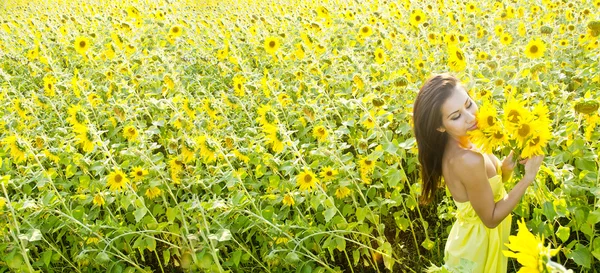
[451, 100, 473, 120]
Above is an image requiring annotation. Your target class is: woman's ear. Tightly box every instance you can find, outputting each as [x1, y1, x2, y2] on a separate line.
[437, 127, 445, 133]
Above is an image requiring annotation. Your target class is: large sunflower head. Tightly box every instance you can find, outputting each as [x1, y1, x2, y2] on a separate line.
[503, 99, 529, 130]
[264, 36, 281, 55]
[297, 169, 318, 191]
[409, 9, 427, 27]
[107, 169, 129, 192]
[524, 39, 546, 59]
[169, 25, 183, 38]
[476, 102, 499, 131]
[74, 36, 91, 55]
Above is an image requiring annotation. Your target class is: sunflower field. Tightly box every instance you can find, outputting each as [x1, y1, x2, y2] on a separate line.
[0, 0, 599, 272]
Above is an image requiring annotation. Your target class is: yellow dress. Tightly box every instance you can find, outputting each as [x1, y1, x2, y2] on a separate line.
[443, 162, 512, 273]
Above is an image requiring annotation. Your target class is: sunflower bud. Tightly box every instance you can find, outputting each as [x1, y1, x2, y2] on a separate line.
[540, 26, 553, 34]
[372, 97, 385, 107]
[574, 100, 599, 115]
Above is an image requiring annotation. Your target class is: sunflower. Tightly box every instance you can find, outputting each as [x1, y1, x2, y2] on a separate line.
[320, 166, 338, 181]
[358, 25, 373, 37]
[524, 39, 546, 59]
[264, 36, 280, 55]
[3, 135, 26, 164]
[43, 74, 57, 97]
[362, 116, 376, 129]
[409, 9, 426, 27]
[447, 46, 466, 72]
[232, 75, 246, 97]
[503, 219, 561, 272]
[500, 33, 513, 45]
[145, 187, 162, 199]
[503, 99, 529, 132]
[476, 50, 488, 61]
[359, 157, 376, 174]
[466, 2, 477, 13]
[335, 186, 352, 199]
[123, 125, 138, 142]
[169, 25, 183, 38]
[73, 124, 94, 153]
[93, 194, 105, 207]
[476, 102, 499, 131]
[373, 47, 386, 64]
[282, 193, 295, 206]
[74, 36, 91, 55]
[521, 126, 551, 158]
[130, 166, 148, 182]
[107, 169, 129, 192]
[197, 135, 217, 163]
[514, 118, 536, 147]
[263, 124, 285, 153]
[312, 125, 328, 142]
[297, 169, 318, 191]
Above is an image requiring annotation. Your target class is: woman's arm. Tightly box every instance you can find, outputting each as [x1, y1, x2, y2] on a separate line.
[455, 151, 542, 228]
[490, 151, 516, 183]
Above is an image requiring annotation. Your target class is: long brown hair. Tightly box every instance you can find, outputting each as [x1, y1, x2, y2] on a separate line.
[413, 73, 459, 204]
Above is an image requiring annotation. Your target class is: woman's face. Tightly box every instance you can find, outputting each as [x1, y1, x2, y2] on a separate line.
[438, 85, 478, 139]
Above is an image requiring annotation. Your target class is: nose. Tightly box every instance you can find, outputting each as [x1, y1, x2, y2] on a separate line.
[465, 111, 476, 124]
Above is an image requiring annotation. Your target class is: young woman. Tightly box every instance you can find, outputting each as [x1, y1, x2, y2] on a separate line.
[413, 73, 544, 272]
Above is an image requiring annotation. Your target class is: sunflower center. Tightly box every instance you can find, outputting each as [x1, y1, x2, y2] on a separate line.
[137, 171, 143, 176]
[415, 15, 421, 22]
[378, 53, 383, 58]
[508, 110, 520, 123]
[326, 171, 332, 176]
[456, 51, 463, 60]
[518, 124, 530, 137]
[365, 160, 372, 166]
[493, 131, 504, 139]
[79, 41, 86, 48]
[362, 27, 369, 33]
[269, 41, 275, 48]
[530, 45, 538, 54]
[317, 128, 325, 134]
[128, 127, 135, 134]
[237, 83, 242, 89]
[115, 174, 122, 183]
[304, 174, 312, 183]
[487, 116, 495, 126]
[173, 27, 179, 33]
[530, 136, 540, 146]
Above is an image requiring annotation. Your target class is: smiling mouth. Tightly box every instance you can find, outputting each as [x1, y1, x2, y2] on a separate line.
[469, 123, 478, 130]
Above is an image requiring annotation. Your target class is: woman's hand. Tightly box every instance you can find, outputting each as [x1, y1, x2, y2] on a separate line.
[523, 155, 544, 183]
[501, 150, 517, 174]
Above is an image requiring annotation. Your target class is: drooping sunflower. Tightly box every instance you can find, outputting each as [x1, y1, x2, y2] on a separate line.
[123, 125, 138, 142]
[297, 169, 318, 191]
[524, 39, 546, 59]
[282, 193, 295, 206]
[263, 124, 284, 153]
[145, 187, 162, 199]
[73, 124, 95, 153]
[312, 125, 328, 142]
[93, 194, 105, 207]
[264, 36, 280, 55]
[107, 169, 129, 192]
[74, 36, 91, 55]
[3, 135, 26, 164]
[335, 186, 352, 199]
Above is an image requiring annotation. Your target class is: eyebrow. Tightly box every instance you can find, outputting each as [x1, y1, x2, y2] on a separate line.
[447, 98, 470, 119]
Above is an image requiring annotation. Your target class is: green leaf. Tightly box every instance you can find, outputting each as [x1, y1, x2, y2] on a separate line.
[323, 207, 336, 223]
[398, 137, 415, 149]
[356, 207, 367, 223]
[383, 166, 401, 188]
[568, 243, 591, 268]
[163, 249, 170, 265]
[231, 249, 242, 267]
[145, 236, 156, 251]
[134, 207, 147, 223]
[381, 242, 394, 271]
[421, 238, 434, 250]
[556, 226, 570, 242]
[209, 229, 232, 242]
[592, 238, 600, 262]
[335, 236, 346, 251]
[285, 252, 300, 263]
[19, 228, 42, 242]
[42, 250, 52, 267]
[96, 252, 110, 263]
[383, 139, 399, 155]
[166, 207, 177, 223]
